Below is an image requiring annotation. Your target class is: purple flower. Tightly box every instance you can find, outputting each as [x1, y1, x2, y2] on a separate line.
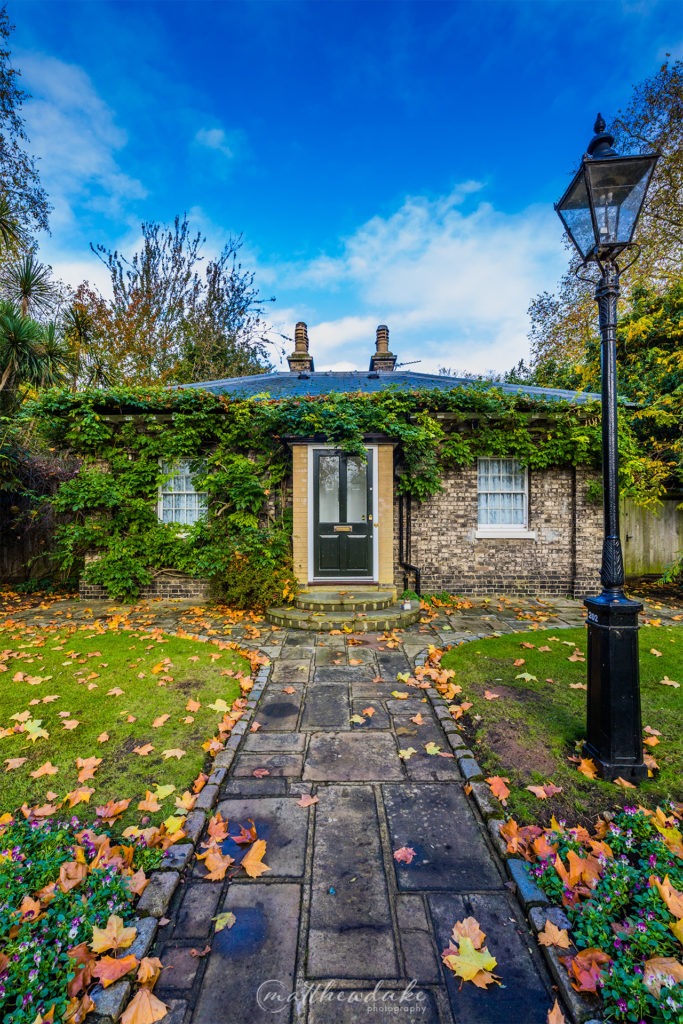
[617, 998, 628, 1012]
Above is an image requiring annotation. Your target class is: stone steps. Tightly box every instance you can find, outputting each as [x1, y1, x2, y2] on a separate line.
[265, 602, 421, 632]
[295, 589, 396, 612]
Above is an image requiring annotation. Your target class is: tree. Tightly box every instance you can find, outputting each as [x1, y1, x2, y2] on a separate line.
[529, 59, 683, 370]
[0, 7, 50, 246]
[85, 215, 274, 385]
[1, 253, 60, 317]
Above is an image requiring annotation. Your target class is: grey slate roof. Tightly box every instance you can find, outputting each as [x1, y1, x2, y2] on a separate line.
[179, 370, 598, 404]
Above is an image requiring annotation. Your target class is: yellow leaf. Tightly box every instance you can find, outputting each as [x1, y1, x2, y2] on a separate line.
[442, 936, 499, 983]
[162, 748, 186, 760]
[90, 914, 137, 954]
[240, 838, 271, 878]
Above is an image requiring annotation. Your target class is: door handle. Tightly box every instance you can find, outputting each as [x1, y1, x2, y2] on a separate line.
[368, 515, 373, 522]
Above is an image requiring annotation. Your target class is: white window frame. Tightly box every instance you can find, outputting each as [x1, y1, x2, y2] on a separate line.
[475, 457, 536, 540]
[157, 459, 208, 530]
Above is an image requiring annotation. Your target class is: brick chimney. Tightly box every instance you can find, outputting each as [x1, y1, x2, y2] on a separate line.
[287, 321, 314, 373]
[369, 324, 396, 372]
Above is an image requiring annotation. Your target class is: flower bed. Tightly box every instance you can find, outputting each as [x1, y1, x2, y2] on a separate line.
[502, 806, 683, 1023]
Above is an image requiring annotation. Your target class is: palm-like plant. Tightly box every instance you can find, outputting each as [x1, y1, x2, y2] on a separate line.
[40, 321, 76, 388]
[1, 253, 57, 317]
[0, 300, 44, 392]
[0, 194, 25, 253]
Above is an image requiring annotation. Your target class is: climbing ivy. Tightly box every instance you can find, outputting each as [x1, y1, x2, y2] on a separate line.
[28, 383, 667, 606]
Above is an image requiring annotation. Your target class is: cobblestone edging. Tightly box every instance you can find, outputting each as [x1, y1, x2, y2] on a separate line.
[90, 631, 271, 1024]
[414, 645, 602, 1024]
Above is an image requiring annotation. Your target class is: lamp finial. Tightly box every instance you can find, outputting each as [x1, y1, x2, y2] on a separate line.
[587, 113, 617, 159]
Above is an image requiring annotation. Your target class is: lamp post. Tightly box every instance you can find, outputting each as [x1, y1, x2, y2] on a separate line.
[555, 115, 659, 781]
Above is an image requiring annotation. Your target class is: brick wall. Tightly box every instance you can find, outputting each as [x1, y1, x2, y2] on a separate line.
[79, 574, 210, 602]
[396, 463, 602, 597]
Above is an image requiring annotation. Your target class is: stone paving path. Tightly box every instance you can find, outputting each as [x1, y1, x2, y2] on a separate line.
[149, 599, 599, 1024]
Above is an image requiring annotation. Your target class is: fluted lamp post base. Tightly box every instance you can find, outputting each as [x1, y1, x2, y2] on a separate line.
[584, 592, 648, 782]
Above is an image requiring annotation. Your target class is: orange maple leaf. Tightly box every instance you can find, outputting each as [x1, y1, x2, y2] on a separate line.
[93, 953, 138, 987]
[486, 776, 511, 805]
[120, 988, 168, 1024]
[240, 838, 271, 878]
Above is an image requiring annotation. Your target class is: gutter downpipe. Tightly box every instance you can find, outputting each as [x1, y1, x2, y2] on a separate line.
[398, 493, 422, 596]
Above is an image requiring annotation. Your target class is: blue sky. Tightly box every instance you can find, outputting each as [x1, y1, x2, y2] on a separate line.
[11, 0, 683, 375]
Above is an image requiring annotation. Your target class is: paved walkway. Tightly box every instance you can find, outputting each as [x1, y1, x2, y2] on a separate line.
[147, 597, 594, 1024]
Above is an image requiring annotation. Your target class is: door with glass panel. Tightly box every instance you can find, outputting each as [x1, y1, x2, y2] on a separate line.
[313, 450, 373, 578]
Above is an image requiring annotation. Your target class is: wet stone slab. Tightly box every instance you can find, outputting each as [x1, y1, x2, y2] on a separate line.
[243, 731, 307, 753]
[382, 784, 503, 892]
[313, 665, 377, 684]
[428, 892, 552, 1024]
[300, 686, 351, 730]
[304, 732, 404, 782]
[350, 700, 390, 729]
[215, 797, 308, 877]
[192, 883, 300, 1024]
[257, 689, 304, 731]
[220, 776, 288, 798]
[271, 660, 311, 683]
[232, 752, 304, 778]
[308, 785, 398, 979]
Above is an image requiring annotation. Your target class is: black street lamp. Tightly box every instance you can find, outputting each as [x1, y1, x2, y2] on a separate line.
[555, 115, 659, 781]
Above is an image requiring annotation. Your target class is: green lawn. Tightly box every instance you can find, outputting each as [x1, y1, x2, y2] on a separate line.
[0, 623, 247, 826]
[440, 624, 683, 823]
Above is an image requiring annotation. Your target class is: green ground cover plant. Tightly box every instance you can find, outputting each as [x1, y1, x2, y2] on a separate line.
[0, 623, 248, 826]
[439, 625, 683, 823]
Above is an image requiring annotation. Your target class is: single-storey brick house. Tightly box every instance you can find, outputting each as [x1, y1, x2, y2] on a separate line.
[152, 323, 601, 602]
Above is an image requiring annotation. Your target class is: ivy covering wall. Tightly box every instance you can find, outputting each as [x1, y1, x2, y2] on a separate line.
[29, 384, 666, 605]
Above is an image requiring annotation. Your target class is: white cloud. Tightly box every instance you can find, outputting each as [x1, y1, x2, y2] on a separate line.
[20, 52, 147, 230]
[270, 185, 569, 374]
[195, 127, 236, 160]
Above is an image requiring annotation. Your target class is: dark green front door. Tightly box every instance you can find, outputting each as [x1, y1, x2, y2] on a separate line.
[313, 449, 374, 578]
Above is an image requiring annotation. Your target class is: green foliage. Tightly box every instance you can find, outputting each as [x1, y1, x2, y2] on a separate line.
[0, 817, 136, 1024]
[533, 808, 683, 1024]
[29, 382, 662, 605]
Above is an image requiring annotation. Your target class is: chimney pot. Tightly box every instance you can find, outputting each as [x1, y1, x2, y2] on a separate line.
[288, 321, 314, 372]
[369, 323, 396, 372]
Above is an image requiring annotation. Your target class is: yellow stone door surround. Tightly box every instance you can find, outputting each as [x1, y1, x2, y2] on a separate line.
[290, 440, 396, 591]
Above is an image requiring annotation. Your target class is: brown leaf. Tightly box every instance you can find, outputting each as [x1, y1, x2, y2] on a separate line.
[196, 844, 235, 881]
[190, 945, 211, 958]
[76, 756, 102, 782]
[252, 767, 270, 778]
[513, 658, 525, 667]
[186, 698, 201, 712]
[451, 917, 486, 949]
[138, 791, 162, 813]
[152, 714, 169, 728]
[483, 690, 500, 700]
[64, 787, 95, 808]
[4, 757, 27, 771]
[59, 860, 88, 893]
[30, 761, 59, 778]
[62, 719, 80, 730]
[486, 776, 510, 804]
[614, 776, 637, 789]
[547, 999, 567, 1024]
[97, 732, 109, 743]
[297, 794, 319, 807]
[538, 920, 571, 948]
[393, 846, 417, 864]
[137, 955, 163, 986]
[93, 953, 138, 987]
[162, 748, 186, 760]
